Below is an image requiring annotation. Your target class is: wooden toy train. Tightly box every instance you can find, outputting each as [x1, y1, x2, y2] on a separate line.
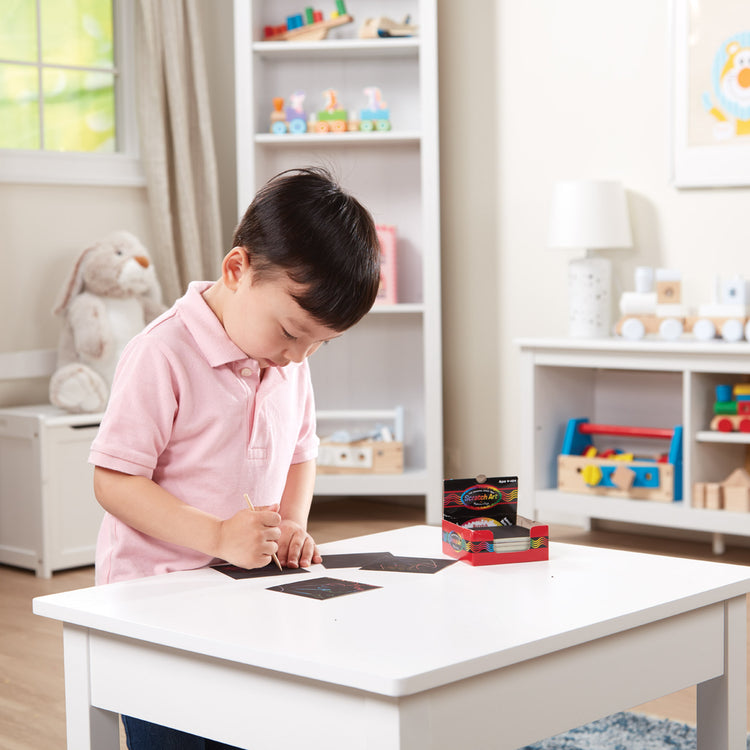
[270, 88, 391, 134]
[558, 418, 683, 502]
[711, 383, 750, 432]
[616, 266, 750, 342]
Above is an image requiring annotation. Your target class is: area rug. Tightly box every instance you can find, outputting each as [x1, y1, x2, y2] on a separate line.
[519, 710, 749, 749]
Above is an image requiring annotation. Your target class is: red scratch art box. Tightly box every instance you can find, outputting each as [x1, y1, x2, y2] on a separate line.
[442, 475, 549, 566]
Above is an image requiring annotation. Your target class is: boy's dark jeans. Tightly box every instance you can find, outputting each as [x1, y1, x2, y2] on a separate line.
[123, 715, 244, 750]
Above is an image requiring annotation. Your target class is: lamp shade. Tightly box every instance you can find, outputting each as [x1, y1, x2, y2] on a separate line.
[548, 180, 632, 250]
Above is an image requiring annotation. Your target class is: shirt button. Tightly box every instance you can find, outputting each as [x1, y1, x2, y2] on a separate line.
[240, 368, 253, 377]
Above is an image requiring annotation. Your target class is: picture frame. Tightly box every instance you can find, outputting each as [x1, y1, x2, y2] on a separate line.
[672, 0, 750, 188]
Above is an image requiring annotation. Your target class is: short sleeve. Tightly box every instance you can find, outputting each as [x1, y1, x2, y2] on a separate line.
[292, 361, 319, 464]
[89, 334, 178, 478]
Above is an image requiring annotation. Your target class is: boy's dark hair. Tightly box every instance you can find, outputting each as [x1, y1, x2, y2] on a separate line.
[232, 167, 381, 332]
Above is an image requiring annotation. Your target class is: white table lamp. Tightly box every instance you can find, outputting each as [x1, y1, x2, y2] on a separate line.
[548, 180, 632, 338]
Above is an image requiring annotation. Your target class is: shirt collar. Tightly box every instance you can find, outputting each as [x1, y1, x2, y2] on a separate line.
[177, 281, 258, 369]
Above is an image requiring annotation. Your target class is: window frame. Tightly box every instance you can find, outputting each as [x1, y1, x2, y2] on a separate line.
[0, 0, 143, 187]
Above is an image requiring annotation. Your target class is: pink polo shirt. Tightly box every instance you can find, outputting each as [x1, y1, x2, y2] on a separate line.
[90, 281, 319, 584]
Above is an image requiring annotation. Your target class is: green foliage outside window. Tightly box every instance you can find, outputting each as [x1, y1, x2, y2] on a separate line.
[0, 0, 116, 152]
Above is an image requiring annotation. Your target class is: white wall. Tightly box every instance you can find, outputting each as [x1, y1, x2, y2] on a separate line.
[494, 0, 750, 476]
[5, 1, 750, 497]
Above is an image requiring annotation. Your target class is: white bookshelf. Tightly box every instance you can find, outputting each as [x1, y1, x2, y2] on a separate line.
[233, 0, 443, 522]
[517, 337, 750, 553]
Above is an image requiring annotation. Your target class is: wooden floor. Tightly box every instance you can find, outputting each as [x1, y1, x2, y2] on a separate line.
[3, 499, 750, 749]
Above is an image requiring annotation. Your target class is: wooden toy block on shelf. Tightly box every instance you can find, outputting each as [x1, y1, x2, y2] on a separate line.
[557, 418, 683, 502]
[692, 482, 707, 509]
[442, 475, 549, 566]
[705, 483, 723, 510]
[694, 468, 750, 512]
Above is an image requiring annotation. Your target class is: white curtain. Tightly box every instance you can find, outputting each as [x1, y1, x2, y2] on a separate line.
[134, 0, 223, 303]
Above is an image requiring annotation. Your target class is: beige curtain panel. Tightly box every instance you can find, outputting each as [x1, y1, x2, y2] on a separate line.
[134, 0, 223, 303]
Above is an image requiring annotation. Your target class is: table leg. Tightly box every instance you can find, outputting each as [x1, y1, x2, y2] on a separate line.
[697, 595, 747, 750]
[63, 624, 120, 750]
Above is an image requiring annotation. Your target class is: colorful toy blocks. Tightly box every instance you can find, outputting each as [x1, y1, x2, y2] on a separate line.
[263, 2, 353, 42]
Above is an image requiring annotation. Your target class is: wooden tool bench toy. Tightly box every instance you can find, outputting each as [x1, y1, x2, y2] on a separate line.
[442, 475, 549, 566]
[558, 419, 683, 502]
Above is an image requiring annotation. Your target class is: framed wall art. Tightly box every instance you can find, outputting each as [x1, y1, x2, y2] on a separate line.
[672, 0, 750, 187]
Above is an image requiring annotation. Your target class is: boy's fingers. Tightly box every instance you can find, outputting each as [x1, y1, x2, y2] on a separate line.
[284, 531, 307, 568]
[251, 509, 280, 526]
[295, 536, 318, 568]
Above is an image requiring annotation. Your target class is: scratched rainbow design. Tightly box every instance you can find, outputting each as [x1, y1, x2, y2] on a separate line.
[443, 530, 548, 554]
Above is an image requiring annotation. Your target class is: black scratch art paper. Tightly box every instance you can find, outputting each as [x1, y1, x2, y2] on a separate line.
[320, 552, 395, 569]
[211, 562, 309, 579]
[359, 556, 457, 574]
[267, 576, 382, 600]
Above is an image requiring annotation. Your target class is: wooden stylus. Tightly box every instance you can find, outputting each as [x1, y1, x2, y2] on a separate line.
[244, 493, 283, 570]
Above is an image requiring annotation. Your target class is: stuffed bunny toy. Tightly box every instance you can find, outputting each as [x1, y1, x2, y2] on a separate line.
[49, 231, 166, 413]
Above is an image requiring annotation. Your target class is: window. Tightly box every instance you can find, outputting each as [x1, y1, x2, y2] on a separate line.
[0, 0, 142, 185]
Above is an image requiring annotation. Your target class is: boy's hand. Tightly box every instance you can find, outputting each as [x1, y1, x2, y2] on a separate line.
[277, 519, 321, 569]
[216, 506, 281, 569]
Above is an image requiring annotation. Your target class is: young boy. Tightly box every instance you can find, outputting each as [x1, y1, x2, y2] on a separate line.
[89, 168, 381, 748]
[92, 166, 381, 581]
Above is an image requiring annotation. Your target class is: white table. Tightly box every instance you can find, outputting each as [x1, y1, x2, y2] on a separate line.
[34, 525, 750, 749]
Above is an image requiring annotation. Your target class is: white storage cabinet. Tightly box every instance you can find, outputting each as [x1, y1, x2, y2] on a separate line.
[518, 338, 750, 554]
[233, 0, 444, 521]
[0, 405, 103, 577]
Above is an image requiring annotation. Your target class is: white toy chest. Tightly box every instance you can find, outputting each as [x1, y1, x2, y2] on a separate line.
[0, 404, 104, 577]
